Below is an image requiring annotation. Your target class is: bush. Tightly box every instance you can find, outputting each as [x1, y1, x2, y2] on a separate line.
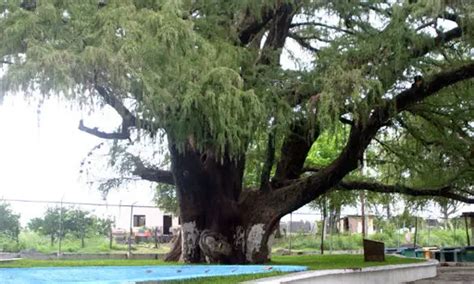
[0, 234, 24, 252]
[273, 227, 471, 252]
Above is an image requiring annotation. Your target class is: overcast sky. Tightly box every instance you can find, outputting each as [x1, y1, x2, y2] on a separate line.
[0, 96, 158, 224]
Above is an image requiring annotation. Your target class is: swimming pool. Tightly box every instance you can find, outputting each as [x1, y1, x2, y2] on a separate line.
[0, 264, 307, 283]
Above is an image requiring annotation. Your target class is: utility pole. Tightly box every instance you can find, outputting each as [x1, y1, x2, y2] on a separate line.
[464, 214, 471, 246]
[128, 204, 135, 257]
[321, 199, 327, 255]
[288, 213, 292, 254]
[413, 216, 418, 248]
[109, 217, 113, 249]
[360, 152, 367, 239]
[361, 191, 366, 238]
[397, 219, 400, 248]
[58, 199, 63, 258]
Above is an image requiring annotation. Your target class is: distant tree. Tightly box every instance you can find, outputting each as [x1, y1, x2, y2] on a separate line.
[154, 184, 179, 216]
[0, 202, 21, 242]
[29, 207, 110, 247]
[67, 209, 94, 248]
[435, 198, 462, 229]
[93, 217, 115, 249]
[28, 207, 67, 246]
[93, 217, 114, 237]
[308, 131, 358, 234]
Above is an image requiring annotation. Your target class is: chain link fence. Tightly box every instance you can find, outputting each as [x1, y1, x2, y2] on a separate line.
[0, 199, 178, 258]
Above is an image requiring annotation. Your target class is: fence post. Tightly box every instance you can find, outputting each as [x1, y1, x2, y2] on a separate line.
[58, 200, 63, 258]
[128, 204, 134, 257]
[288, 213, 292, 254]
[465, 215, 471, 246]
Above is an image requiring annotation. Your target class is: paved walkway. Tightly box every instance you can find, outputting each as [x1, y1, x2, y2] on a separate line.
[410, 266, 474, 284]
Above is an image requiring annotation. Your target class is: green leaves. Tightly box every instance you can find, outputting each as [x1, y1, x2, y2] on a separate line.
[168, 67, 264, 157]
[28, 207, 112, 244]
[154, 184, 178, 215]
[0, 202, 21, 241]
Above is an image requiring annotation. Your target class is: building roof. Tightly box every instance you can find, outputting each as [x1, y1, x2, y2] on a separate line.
[341, 215, 376, 218]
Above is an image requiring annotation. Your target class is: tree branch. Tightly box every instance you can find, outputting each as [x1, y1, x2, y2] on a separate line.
[412, 27, 463, 58]
[395, 63, 474, 110]
[238, 2, 299, 46]
[370, 62, 474, 128]
[288, 33, 319, 52]
[247, 62, 474, 221]
[339, 116, 354, 125]
[78, 85, 159, 139]
[78, 119, 130, 140]
[259, 127, 276, 191]
[339, 181, 474, 204]
[440, 12, 460, 24]
[237, 7, 275, 45]
[132, 159, 175, 185]
[301, 167, 321, 173]
[290, 21, 354, 35]
[272, 121, 319, 188]
[258, 2, 297, 64]
[95, 86, 136, 124]
[415, 20, 436, 31]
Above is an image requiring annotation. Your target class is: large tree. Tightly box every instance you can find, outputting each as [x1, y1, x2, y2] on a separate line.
[1, 1, 473, 263]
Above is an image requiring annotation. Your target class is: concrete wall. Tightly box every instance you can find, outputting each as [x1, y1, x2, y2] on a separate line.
[0, 253, 20, 260]
[246, 260, 438, 284]
[16, 252, 166, 260]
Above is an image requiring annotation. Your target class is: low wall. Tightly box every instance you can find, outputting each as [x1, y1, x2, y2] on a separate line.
[245, 260, 438, 284]
[15, 252, 166, 260]
[0, 253, 20, 260]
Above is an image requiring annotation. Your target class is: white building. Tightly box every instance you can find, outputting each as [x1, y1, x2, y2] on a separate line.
[338, 215, 375, 235]
[110, 205, 179, 235]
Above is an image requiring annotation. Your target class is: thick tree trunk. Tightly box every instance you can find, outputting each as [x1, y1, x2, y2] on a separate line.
[165, 230, 182, 262]
[169, 145, 275, 264]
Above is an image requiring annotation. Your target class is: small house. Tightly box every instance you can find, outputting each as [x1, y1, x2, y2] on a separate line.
[112, 206, 179, 237]
[338, 215, 375, 235]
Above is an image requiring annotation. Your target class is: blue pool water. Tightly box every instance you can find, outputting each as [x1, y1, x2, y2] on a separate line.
[0, 265, 307, 283]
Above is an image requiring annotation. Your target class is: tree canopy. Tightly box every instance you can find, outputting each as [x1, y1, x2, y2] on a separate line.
[28, 207, 111, 247]
[1, 0, 473, 263]
[0, 202, 21, 242]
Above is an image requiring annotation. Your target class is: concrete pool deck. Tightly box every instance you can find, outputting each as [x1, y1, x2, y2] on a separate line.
[244, 259, 438, 284]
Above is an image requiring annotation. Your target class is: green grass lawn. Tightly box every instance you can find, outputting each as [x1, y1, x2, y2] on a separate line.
[0, 254, 425, 283]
